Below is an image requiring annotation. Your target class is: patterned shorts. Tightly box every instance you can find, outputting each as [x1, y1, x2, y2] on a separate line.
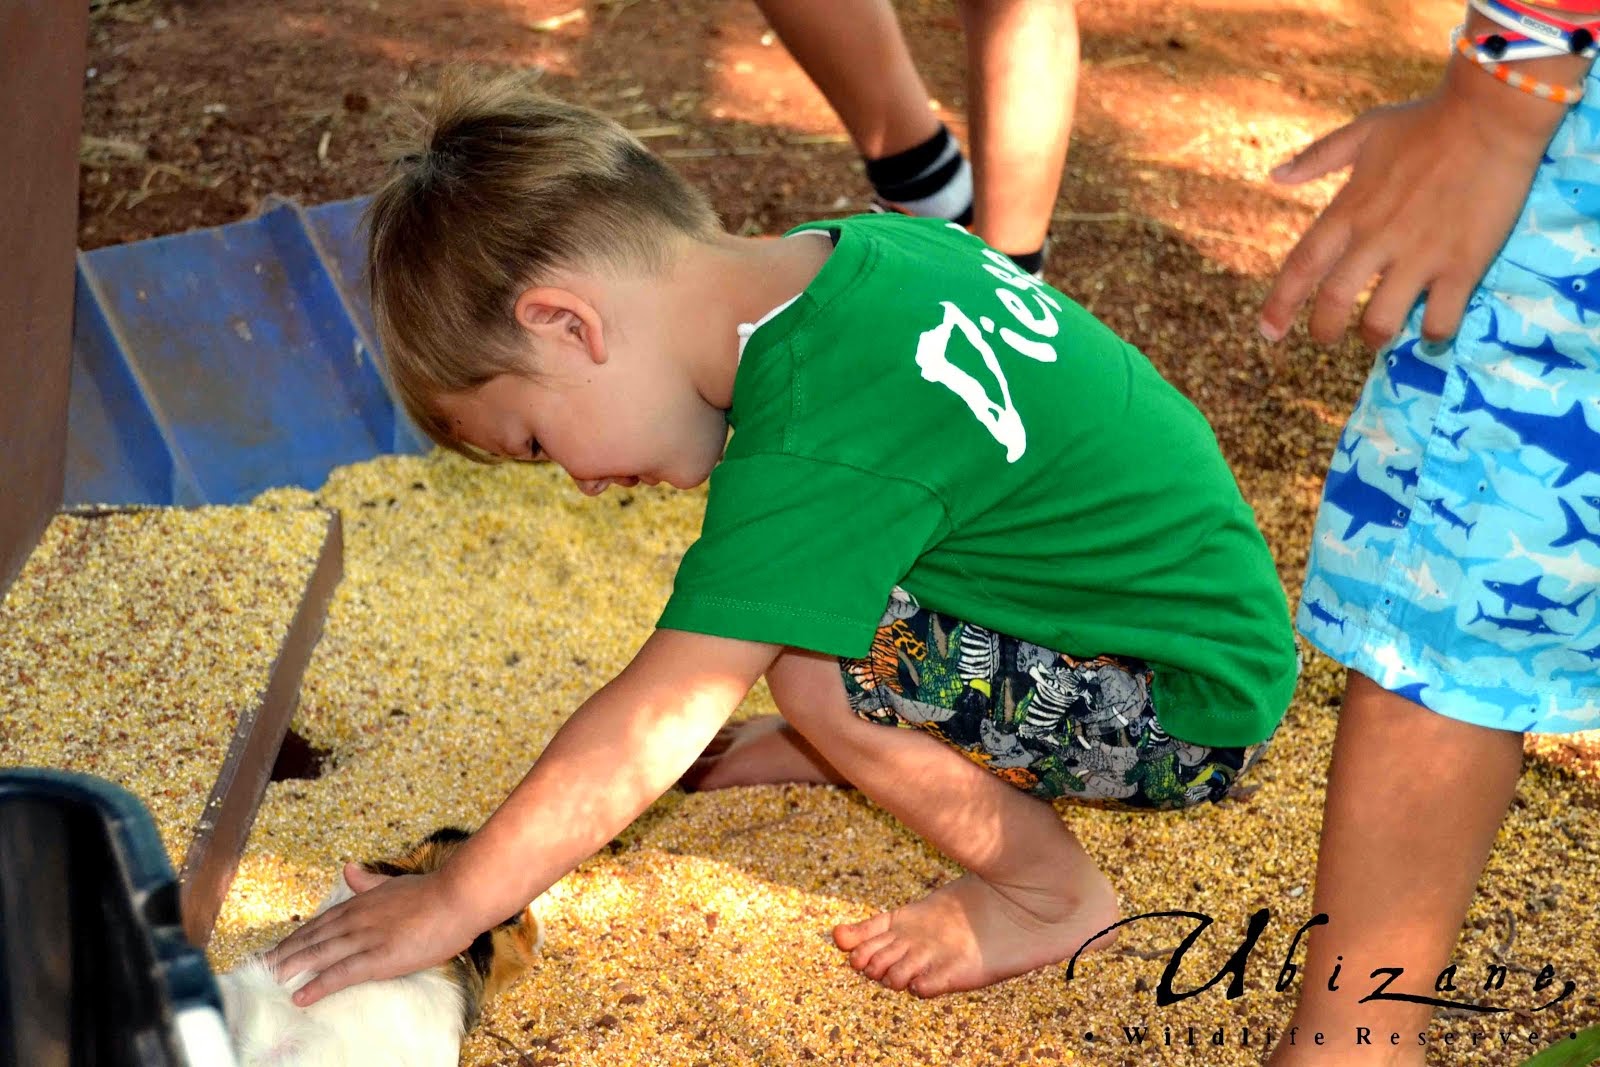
[1298, 72, 1600, 733]
[838, 588, 1270, 810]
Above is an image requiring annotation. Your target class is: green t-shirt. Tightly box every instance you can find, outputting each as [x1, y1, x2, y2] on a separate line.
[658, 214, 1296, 746]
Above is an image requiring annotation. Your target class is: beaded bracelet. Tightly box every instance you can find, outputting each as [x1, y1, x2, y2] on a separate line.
[1469, 0, 1600, 55]
[1453, 27, 1589, 102]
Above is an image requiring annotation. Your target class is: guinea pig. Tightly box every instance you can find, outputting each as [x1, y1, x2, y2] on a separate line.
[217, 827, 542, 1067]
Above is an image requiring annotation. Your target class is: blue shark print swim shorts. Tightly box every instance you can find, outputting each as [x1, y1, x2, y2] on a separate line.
[1298, 72, 1600, 733]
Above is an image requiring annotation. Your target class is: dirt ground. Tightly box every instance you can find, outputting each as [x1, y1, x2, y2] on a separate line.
[75, 1, 1600, 1064]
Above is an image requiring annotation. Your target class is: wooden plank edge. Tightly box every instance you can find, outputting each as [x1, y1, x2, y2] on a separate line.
[177, 508, 344, 947]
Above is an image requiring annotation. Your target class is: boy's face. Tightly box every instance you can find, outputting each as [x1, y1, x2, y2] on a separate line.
[433, 353, 726, 495]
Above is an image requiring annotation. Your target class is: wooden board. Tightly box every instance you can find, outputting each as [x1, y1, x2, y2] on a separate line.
[0, 1, 87, 594]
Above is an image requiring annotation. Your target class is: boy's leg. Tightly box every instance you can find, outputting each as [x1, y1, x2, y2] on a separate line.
[1268, 671, 1524, 1065]
[678, 715, 848, 790]
[753, 0, 1078, 266]
[761, 647, 1118, 997]
[752, 0, 940, 160]
[957, 0, 1077, 262]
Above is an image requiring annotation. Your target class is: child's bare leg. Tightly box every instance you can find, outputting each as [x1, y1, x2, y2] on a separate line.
[679, 716, 849, 790]
[765, 648, 1119, 997]
[1268, 671, 1523, 1065]
[751, 0, 940, 160]
[957, 0, 1078, 257]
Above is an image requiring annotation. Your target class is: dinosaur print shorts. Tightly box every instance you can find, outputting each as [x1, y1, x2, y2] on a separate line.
[838, 588, 1270, 809]
[1298, 70, 1600, 732]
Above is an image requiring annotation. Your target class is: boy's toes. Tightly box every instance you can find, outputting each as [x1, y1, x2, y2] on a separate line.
[674, 724, 738, 792]
[851, 927, 902, 972]
[857, 937, 909, 981]
[833, 911, 891, 951]
[882, 952, 930, 992]
[850, 930, 900, 972]
[907, 967, 950, 999]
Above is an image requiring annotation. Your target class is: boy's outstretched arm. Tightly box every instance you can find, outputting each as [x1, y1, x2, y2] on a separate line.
[265, 629, 779, 1005]
[1259, 9, 1593, 348]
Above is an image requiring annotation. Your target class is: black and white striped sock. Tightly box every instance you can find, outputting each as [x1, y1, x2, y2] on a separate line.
[864, 124, 974, 226]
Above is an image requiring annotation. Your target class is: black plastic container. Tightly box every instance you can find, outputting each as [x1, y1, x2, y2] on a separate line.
[0, 768, 231, 1067]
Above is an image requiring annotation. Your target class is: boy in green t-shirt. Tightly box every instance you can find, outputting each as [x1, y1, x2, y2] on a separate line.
[269, 74, 1298, 1005]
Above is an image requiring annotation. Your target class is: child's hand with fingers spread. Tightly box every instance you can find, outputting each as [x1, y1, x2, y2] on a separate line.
[265, 864, 482, 1007]
[1259, 54, 1574, 350]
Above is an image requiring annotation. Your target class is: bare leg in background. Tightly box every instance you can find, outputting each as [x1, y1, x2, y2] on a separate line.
[752, 0, 1078, 259]
[1267, 671, 1524, 1065]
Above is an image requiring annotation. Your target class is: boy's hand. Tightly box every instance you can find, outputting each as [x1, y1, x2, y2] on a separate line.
[264, 864, 481, 1006]
[262, 629, 777, 1008]
[1259, 58, 1569, 350]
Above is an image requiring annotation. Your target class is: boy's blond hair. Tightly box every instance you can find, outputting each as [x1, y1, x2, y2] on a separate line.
[365, 72, 721, 453]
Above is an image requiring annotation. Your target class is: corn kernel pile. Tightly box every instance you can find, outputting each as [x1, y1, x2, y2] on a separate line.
[188, 453, 1599, 1067]
[0, 507, 331, 864]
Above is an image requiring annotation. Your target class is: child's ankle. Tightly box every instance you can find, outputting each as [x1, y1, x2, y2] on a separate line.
[864, 123, 974, 225]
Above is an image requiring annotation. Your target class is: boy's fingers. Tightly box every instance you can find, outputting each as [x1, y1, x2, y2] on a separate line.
[1259, 213, 1353, 341]
[1269, 116, 1371, 185]
[263, 928, 308, 968]
[270, 949, 310, 984]
[277, 923, 375, 991]
[269, 933, 339, 984]
[267, 908, 355, 975]
[1308, 230, 1395, 345]
[1418, 278, 1475, 344]
[266, 908, 338, 963]
[1360, 264, 1433, 350]
[291, 953, 368, 1007]
[344, 863, 392, 893]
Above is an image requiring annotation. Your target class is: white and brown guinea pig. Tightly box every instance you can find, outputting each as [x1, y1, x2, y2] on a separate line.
[218, 827, 543, 1067]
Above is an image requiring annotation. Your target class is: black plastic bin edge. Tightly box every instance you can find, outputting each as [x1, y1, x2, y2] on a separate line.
[0, 768, 233, 1067]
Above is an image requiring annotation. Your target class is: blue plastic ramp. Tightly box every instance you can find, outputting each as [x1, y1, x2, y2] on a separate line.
[67, 195, 427, 507]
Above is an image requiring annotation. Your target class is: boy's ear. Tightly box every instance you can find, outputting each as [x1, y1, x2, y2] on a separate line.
[514, 286, 607, 365]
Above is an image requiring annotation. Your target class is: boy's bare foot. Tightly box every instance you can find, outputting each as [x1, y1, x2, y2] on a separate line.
[678, 715, 851, 791]
[832, 868, 1119, 997]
